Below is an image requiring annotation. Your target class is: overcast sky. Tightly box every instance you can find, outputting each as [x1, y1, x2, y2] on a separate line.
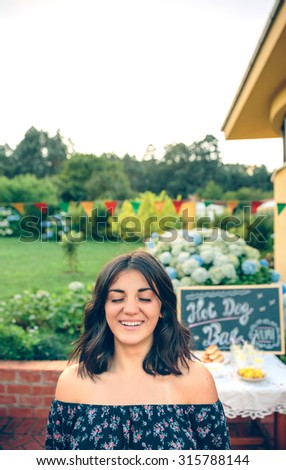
[0, 0, 283, 172]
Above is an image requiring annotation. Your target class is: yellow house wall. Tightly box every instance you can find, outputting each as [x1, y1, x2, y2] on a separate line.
[273, 165, 286, 282]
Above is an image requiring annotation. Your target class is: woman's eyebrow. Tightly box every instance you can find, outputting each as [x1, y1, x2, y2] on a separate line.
[108, 287, 152, 293]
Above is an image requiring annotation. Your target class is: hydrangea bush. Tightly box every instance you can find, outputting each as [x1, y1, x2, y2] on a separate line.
[0, 282, 91, 360]
[146, 228, 281, 292]
[147, 228, 286, 364]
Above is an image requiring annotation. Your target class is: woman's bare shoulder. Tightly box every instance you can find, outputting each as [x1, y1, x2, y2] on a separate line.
[55, 363, 84, 402]
[180, 359, 218, 404]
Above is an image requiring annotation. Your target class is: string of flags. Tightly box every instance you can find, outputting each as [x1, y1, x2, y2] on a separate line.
[1, 199, 285, 217]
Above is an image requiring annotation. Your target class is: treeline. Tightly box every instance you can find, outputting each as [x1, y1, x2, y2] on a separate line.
[0, 127, 273, 203]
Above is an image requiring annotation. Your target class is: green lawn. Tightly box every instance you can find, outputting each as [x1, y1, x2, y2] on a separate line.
[0, 238, 143, 300]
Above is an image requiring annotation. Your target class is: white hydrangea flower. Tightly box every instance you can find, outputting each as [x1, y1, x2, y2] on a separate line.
[227, 253, 239, 267]
[158, 251, 173, 265]
[182, 258, 199, 275]
[171, 244, 185, 257]
[36, 290, 50, 298]
[236, 237, 247, 246]
[185, 246, 197, 254]
[199, 250, 214, 264]
[68, 281, 85, 291]
[244, 246, 260, 260]
[208, 266, 225, 284]
[176, 251, 190, 264]
[220, 263, 237, 280]
[213, 254, 229, 267]
[174, 264, 186, 278]
[228, 243, 244, 257]
[180, 276, 195, 286]
[191, 267, 209, 284]
[158, 242, 172, 252]
[171, 278, 180, 292]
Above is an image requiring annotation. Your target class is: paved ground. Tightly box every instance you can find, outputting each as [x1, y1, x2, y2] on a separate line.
[0, 417, 46, 450]
[0, 417, 273, 450]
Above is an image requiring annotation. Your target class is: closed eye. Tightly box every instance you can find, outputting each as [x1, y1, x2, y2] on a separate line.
[111, 298, 124, 303]
[139, 298, 151, 302]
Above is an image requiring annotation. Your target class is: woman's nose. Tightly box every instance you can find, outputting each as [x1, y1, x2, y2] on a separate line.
[123, 298, 140, 314]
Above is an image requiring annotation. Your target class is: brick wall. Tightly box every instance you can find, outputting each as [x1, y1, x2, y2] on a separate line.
[0, 361, 67, 419]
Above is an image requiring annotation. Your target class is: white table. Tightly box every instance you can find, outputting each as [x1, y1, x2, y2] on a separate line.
[202, 353, 286, 449]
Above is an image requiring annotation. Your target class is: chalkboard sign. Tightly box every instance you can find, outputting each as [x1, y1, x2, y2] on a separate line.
[177, 284, 285, 353]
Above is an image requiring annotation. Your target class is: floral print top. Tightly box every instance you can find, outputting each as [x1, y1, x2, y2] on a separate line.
[45, 399, 231, 450]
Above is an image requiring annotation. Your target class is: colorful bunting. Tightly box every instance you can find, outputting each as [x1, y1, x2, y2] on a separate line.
[226, 200, 239, 214]
[11, 203, 25, 214]
[251, 201, 264, 214]
[154, 201, 164, 213]
[203, 201, 213, 207]
[172, 200, 183, 214]
[131, 201, 141, 214]
[34, 202, 48, 214]
[180, 201, 196, 229]
[104, 200, 117, 216]
[80, 201, 94, 217]
[0, 199, 277, 220]
[277, 203, 286, 215]
[58, 202, 70, 213]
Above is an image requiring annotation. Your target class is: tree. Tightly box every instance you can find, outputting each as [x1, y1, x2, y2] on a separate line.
[250, 165, 272, 192]
[0, 144, 14, 178]
[160, 135, 223, 197]
[198, 181, 224, 200]
[56, 153, 98, 201]
[57, 153, 134, 201]
[85, 158, 134, 200]
[10, 127, 68, 178]
[44, 129, 69, 176]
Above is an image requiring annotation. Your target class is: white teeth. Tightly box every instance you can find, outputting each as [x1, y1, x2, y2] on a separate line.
[120, 321, 142, 326]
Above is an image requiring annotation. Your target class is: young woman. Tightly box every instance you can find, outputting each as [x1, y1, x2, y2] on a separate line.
[45, 249, 230, 450]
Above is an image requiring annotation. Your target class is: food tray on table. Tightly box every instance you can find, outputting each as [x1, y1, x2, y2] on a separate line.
[237, 368, 266, 382]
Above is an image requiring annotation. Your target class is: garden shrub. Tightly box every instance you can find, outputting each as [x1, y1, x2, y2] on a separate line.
[0, 284, 90, 360]
[147, 227, 278, 291]
[113, 191, 181, 241]
[0, 323, 38, 360]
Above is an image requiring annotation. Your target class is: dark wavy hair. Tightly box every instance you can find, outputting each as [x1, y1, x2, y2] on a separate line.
[70, 249, 195, 378]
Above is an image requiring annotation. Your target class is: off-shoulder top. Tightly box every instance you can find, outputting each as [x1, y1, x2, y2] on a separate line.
[45, 399, 231, 450]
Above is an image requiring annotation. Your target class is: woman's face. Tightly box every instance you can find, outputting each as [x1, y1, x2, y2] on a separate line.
[105, 269, 162, 349]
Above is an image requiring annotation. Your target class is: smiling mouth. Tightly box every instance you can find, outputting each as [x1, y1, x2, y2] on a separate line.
[119, 321, 144, 327]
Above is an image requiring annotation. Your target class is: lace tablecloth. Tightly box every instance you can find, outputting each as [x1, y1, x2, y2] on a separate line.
[204, 353, 286, 419]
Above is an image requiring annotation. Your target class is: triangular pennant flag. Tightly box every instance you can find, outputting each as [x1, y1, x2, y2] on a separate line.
[58, 202, 70, 213]
[11, 203, 25, 214]
[204, 201, 213, 207]
[180, 201, 196, 230]
[226, 200, 239, 214]
[104, 200, 117, 216]
[34, 202, 48, 214]
[251, 201, 264, 214]
[172, 200, 183, 214]
[131, 201, 141, 214]
[154, 201, 164, 213]
[80, 201, 94, 217]
[277, 203, 286, 215]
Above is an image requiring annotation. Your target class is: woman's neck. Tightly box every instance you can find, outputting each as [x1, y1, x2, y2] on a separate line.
[109, 341, 152, 377]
